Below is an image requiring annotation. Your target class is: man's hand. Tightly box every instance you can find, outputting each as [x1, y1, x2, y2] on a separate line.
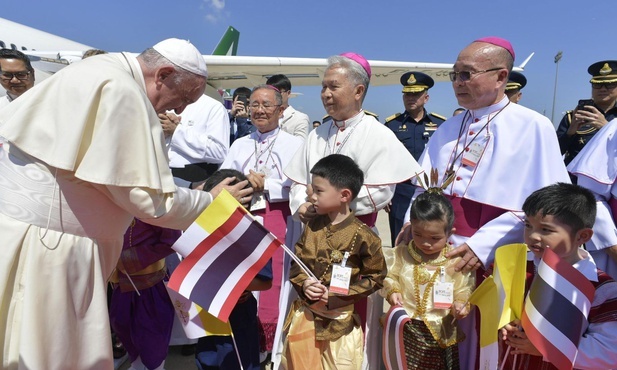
[566, 109, 586, 136]
[574, 105, 608, 130]
[159, 113, 180, 138]
[298, 184, 317, 223]
[230, 100, 248, 118]
[298, 202, 317, 223]
[384, 202, 392, 213]
[208, 177, 253, 205]
[445, 243, 482, 273]
[395, 222, 412, 247]
[501, 319, 542, 356]
[247, 170, 266, 192]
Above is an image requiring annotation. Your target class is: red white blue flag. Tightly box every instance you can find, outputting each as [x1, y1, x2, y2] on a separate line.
[382, 305, 410, 370]
[168, 190, 282, 323]
[521, 248, 595, 369]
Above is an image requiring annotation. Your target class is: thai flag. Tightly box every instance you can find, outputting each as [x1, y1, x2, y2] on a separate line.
[382, 305, 410, 370]
[168, 190, 282, 323]
[521, 248, 595, 369]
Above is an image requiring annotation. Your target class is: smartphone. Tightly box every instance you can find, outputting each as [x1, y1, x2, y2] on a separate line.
[577, 99, 596, 111]
[237, 95, 248, 106]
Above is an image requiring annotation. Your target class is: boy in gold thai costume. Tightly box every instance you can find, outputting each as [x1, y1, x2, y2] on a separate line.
[281, 154, 386, 370]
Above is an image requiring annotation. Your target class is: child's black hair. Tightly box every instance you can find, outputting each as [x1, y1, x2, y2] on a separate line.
[522, 182, 596, 233]
[310, 154, 363, 199]
[202, 169, 250, 192]
[409, 191, 455, 232]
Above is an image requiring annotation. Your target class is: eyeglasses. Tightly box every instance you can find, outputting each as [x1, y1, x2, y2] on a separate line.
[0, 71, 31, 81]
[592, 82, 617, 90]
[448, 67, 503, 82]
[249, 103, 281, 111]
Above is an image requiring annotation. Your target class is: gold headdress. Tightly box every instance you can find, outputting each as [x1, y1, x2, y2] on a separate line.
[415, 168, 454, 195]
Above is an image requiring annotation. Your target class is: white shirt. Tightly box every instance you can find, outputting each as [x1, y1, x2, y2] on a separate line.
[168, 94, 230, 168]
[279, 105, 309, 140]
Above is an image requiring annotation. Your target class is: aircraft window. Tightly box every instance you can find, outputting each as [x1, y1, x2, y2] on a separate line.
[0, 41, 5, 48]
[11, 44, 17, 50]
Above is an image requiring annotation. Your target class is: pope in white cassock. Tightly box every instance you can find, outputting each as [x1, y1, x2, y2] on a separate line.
[0, 39, 251, 370]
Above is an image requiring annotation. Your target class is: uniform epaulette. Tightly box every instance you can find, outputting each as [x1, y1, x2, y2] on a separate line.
[364, 110, 379, 119]
[385, 113, 401, 123]
[429, 112, 447, 121]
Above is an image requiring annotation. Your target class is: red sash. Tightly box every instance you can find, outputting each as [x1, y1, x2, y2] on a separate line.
[446, 196, 508, 238]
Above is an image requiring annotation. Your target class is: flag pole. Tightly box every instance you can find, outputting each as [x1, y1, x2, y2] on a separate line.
[229, 327, 245, 370]
[279, 242, 318, 281]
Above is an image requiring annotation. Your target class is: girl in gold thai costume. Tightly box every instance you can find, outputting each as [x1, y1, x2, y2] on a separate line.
[382, 180, 474, 369]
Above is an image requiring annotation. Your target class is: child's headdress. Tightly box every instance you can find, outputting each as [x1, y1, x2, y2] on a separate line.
[415, 168, 454, 195]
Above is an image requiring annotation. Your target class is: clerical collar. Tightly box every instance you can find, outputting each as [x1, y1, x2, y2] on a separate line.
[255, 127, 280, 142]
[469, 95, 509, 121]
[332, 110, 364, 131]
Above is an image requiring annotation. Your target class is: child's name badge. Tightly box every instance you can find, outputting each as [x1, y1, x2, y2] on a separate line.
[461, 141, 485, 167]
[329, 264, 352, 295]
[433, 281, 454, 309]
[250, 192, 267, 211]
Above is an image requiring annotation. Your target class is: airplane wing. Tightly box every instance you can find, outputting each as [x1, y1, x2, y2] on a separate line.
[201, 55, 457, 89]
[12, 52, 526, 95]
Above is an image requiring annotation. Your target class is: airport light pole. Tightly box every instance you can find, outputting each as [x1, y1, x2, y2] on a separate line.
[551, 51, 563, 124]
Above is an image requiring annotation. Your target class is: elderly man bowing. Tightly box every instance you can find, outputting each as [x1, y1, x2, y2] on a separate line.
[399, 37, 570, 368]
[0, 39, 251, 370]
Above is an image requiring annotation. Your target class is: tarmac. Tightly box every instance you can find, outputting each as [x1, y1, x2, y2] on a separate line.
[117, 210, 393, 370]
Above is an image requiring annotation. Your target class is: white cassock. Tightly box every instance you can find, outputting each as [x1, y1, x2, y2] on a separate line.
[568, 118, 617, 280]
[284, 110, 421, 370]
[405, 95, 570, 369]
[285, 110, 422, 217]
[0, 53, 212, 370]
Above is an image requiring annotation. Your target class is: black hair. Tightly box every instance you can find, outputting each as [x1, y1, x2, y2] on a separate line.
[409, 191, 455, 232]
[233, 87, 251, 101]
[310, 154, 363, 200]
[0, 49, 33, 72]
[522, 182, 596, 233]
[265, 74, 291, 91]
[202, 169, 250, 192]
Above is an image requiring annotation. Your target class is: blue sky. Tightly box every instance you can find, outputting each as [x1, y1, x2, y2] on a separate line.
[4, 0, 613, 126]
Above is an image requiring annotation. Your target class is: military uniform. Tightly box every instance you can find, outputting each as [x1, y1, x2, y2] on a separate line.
[385, 71, 445, 247]
[505, 71, 527, 103]
[557, 60, 617, 165]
